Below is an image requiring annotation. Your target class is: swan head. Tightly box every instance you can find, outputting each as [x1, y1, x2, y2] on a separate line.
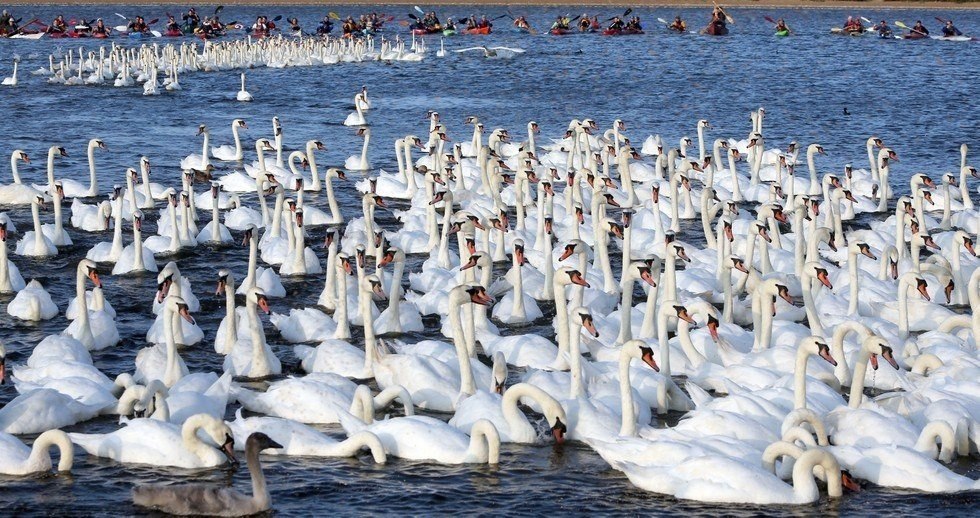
[0, 340, 6, 385]
[669, 243, 691, 263]
[51, 146, 68, 158]
[53, 181, 65, 200]
[249, 288, 272, 314]
[377, 247, 402, 267]
[868, 136, 883, 148]
[133, 210, 144, 232]
[166, 295, 196, 325]
[196, 124, 207, 136]
[362, 275, 386, 301]
[216, 269, 232, 295]
[242, 225, 256, 247]
[127, 167, 139, 184]
[804, 336, 837, 366]
[462, 284, 494, 307]
[863, 336, 900, 371]
[156, 263, 180, 301]
[808, 143, 825, 155]
[78, 259, 102, 288]
[91, 139, 107, 151]
[570, 307, 599, 337]
[623, 339, 660, 372]
[234, 118, 248, 130]
[245, 432, 283, 455]
[16, 150, 29, 164]
[337, 253, 354, 276]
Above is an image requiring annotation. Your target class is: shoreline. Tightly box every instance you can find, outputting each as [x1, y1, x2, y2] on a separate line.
[3, 1, 980, 9]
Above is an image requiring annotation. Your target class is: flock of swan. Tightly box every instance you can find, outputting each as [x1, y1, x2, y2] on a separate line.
[1, 34, 433, 94]
[0, 95, 978, 513]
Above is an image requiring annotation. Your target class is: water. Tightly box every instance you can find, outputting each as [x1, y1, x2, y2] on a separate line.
[1, 5, 978, 515]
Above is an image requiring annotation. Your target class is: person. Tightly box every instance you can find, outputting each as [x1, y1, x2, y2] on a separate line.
[209, 16, 224, 34]
[578, 14, 591, 32]
[288, 17, 301, 33]
[774, 18, 789, 34]
[265, 15, 277, 32]
[941, 20, 962, 37]
[444, 17, 456, 31]
[183, 8, 200, 29]
[465, 15, 477, 30]
[608, 16, 624, 31]
[317, 15, 333, 35]
[912, 20, 929, 35]
[843, 15, 863, 33]
[46, 15, 67, 34]
[873, 20, 892, 37]
[166, 15, 180, 33]
[513, 15, 529, 29]
[591, 16, 600, 30]
[342, 16, 356, 36]
[707, 6, 728, 34]
[92, 18, 110, 37]
[0, 10, 15, 35]
[479, 15, 491, 29]
[128, 16, 149, 34]
[669, 15, 686, 32]
[553, 16, 571, 30]
[626, 16, 642, 31]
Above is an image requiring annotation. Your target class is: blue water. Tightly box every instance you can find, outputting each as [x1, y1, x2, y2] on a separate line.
[0, 5, 978, 515]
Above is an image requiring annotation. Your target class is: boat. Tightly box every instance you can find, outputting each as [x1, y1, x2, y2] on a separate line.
[442, 29, 457, 36]
[904, 32, 928, 40]
[934, 35, 974, 42]
[775, 29, 790, 37]
[128, 31, 149, 40]
[702, 22, 729, 36]
[602, 28, 644, 36]
[410, 26, 442, 36]
[164, 29, 183, 37]
[549, 28, 573, 36]
[462, 26, 491, 35]
[830, 27, 867, 36]
[9, 31, 43, 39]
[92, 32, 109, 39]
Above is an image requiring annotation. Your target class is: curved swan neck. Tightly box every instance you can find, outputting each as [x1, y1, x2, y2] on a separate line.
[29, 430, 74, 471]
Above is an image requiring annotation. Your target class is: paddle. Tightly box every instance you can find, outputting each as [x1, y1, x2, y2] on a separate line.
[764, 15, 777, 24]
[415, 6, 425, 15]
[215, 6, 224, 16]
[935, 16, 950, 24]
[9, 17, 40, 37]
[713, 2, 734, 24]
[115, 13, 128, 21]
[605, 8, 632, 23]
[491, 14, 509, 22]
[329, 12, 341, 20]
[860, 17, 873, 25]
[896, 20, 927, 36]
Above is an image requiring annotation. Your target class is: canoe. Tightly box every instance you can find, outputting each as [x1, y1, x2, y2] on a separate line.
[702, 23, 728, 36]
[462, 26, 491, 35]
[549, 28, 572, 36]
[775, 29, 789, 37]
[410, 27, 441, 35]
[10, 32, 43, 39]
[602, 28, 644, 36]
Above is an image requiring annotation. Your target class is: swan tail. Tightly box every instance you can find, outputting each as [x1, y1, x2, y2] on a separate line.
[685, 381, 713, 408]
[336, 409, 368, 436]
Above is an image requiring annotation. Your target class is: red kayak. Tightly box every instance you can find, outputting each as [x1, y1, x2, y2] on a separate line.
[164, 29, 182, 37]
[904, 32, 928, 39]
[462, 26, 491, 35]
[602, 28, 644, 36]
[46, 31, 69, 38]
[410, 26, 442, 35]
[92, 32, 109, 39]
[549, 28, 572, 35]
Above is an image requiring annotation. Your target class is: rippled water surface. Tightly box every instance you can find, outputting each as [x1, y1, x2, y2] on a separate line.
[1, 4, 978, 516]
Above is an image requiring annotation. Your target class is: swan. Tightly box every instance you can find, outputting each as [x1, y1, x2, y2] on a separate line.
[112, 210, 158, 275]
[375, 247, 424, 335]
[38, 140, 105, 198]
[6, 279, 58, 321]
[0, 387, 105, 434]
[71, 194, 112, 233]
[2, 59, 17, 86]
[40, 182, 72, 246]
[227, 411, 386, 462]
[15, 195, 57, 257]
[180, 124, 211, 171]
[345, 127, 372, 171]
[236, 73, 253, 102]
[449, 382, 568, 444]
[340, 413, 500, 465]
[343, 92, 367, 126]
[134, 432, 279, 516]
[135, 296, 194, 386]
[234, 376, 410, 425]
[278, 209, 322, 276]
[223, 287, 282, 379]
[0, 429, 73, 475]
[0, 215, 25, 293]
[238, 225, 286, 298]
[0, 149, 41, 205]
[197, 184, 233, 244]
[70, 413, 236, 469]
[212, 119, 248, 161]
[63, 259, 120, 350]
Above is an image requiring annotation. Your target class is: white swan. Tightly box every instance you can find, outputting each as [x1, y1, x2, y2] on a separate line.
[112, 210, 158, 274]
[15, 195, 57, 257]
[223, 287, 282, 379]
[212, 119, 248, 161]
[69, 413, 236, 468]
[345, 127, 372, 171]
[236, 73, 253, 102]
[0, 429, 73, 475]
[341, 414, 500, 465]
[227, 411, 386, 462]
[6, 279, 58, 321]
[450, 382, 568, 444]
[0, 149, 40, 205]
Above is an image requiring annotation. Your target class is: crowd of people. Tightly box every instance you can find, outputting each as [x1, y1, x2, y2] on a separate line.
[0, 7, 970, 40]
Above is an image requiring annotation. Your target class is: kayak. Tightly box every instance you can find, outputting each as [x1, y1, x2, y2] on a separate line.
[549, 28, 573, 35]
[46, 31, 69, 38]
[934, 35, 973, 41]
[92, 32, 109, 39]
[830, 27, 867, 36]
[904, 32, 928, 40]
[10, 32, 44, 39]
[442, 29, 457, 36]
[128, 31, 149, 40]
[702, 22, 729, 36]
[602, 28, 644, 36]
[410, 27, 442, 35]
[462, 26, 491, 35]
[775, 29, 789, 37]
[164, 29, 183, 37]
